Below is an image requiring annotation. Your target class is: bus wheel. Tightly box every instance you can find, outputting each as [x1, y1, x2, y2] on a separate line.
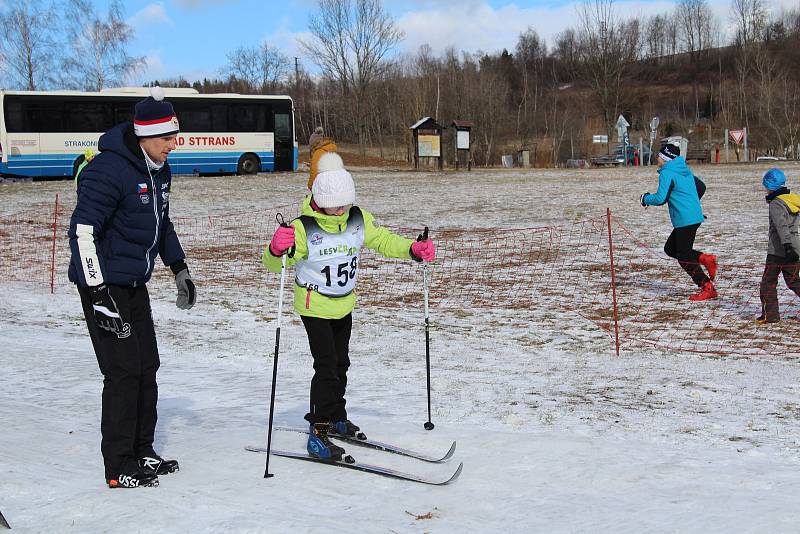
[237, 154, 260, 175]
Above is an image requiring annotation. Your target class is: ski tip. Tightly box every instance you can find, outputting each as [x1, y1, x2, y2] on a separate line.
[442, 461, 463, 485]
[441, 441, 457, 462]
[0, 509, 10, 529]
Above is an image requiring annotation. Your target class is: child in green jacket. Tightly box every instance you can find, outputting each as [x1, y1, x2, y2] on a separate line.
[263, 153, 435, 460]
[758, 168, 800, 324]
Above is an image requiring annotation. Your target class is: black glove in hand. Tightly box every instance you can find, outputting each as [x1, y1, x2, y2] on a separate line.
[640, 193, 649, 207]
[90, 284, 130, 338]
[784, 243, 799, 263]
[171, 261, 196, 310]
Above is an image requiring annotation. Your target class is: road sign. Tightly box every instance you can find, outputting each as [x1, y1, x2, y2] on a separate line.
[650, 117, 659, 130]
[623, 132, 629, 145]
[730, 129, 745, 145]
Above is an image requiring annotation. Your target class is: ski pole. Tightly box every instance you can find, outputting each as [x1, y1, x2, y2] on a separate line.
[265, 213, 294, 478]
[417, 227, 435, 431]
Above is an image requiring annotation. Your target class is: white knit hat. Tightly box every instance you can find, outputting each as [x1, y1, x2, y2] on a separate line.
[312, 153, 356, 208]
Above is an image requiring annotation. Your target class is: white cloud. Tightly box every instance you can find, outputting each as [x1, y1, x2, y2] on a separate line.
[128, 3, 173, 27]
[396, 0, 686, 56]
[172, 0, 236, 9]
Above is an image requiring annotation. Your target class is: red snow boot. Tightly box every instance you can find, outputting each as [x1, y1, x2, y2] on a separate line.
[699, 253, 718, 280]
[689, 281, 718, 301]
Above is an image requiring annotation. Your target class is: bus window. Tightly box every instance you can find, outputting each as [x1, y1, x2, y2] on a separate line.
[114, 104, 134, 124]
[68, 102, 110, 132]
[28, 102, 65, 133]
[230, 104, 259, 132]
[211, 105, 228, 132]
[275, 113, 291, 142]
[4, 101, 24, 132]
[180, 108, 212, 132]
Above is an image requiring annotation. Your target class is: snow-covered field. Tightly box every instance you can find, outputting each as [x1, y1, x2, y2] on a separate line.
[2, 162, 800, 533]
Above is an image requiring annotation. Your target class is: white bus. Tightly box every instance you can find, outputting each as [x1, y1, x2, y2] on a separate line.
[0, 87, 297, 178]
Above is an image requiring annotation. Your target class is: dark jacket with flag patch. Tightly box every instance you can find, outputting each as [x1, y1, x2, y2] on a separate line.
[68, 122, 184, 287]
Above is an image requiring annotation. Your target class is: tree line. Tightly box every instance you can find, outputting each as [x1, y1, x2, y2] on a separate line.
[2, 0, 799, 165]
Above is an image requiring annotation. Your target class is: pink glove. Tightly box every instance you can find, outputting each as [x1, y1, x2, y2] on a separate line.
[269, 225, 295, 256]
[411, 239, 436, 262]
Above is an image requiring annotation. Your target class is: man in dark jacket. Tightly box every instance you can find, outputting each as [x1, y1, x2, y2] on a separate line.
[68, 86, 196, 488]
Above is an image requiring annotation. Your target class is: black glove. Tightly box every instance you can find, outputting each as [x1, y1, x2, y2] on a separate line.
[784, 243, 799, 263]
[640, 193, 649, 207]
[171, 261, 196, 310]
[90, 284, 130, 338]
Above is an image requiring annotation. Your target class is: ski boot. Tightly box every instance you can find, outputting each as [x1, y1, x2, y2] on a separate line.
[307, 422, 346, 461]
[139, 452, 180, 476]
[329, 420, 367, 440]
[107, 459, 159, 488]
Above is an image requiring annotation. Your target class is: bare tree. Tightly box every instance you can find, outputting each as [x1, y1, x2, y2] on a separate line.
[299, 0, 403, 153]
[0, 0, 58, 90]
[515, 27, 546, 146]
[223, 43, 291, 93]
[678, 0, 716, 60]
[575, 0, 634, 148]
[61, 0, 145, 91]
[731, 0, 769, 48]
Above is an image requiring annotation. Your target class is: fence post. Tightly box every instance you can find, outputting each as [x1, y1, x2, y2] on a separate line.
[50, 193, 60, 294]
[606, 207, 620, 356]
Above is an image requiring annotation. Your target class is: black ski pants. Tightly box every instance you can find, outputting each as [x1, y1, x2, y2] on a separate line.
[664, 223, 709, 287]
[78, 284, 160, 479]
[759, 254, 800, 321]
[301, 313, 352, 425]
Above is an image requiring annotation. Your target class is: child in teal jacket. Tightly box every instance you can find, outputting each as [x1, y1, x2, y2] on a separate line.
[640, 143, 718, 301]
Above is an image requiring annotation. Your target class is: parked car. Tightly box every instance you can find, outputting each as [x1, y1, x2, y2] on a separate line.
[612, 143, 651, 165]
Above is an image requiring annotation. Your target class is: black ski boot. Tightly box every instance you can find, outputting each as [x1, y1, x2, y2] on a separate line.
[307, 422, 346, 461]
[139, 453, 179, 476]
[329, 420, 366, 440]
[107, 460, 159, 488]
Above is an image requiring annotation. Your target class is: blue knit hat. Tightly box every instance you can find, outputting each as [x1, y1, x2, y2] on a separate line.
[762, 168, 786, 191]
[134, 86, 179, 138]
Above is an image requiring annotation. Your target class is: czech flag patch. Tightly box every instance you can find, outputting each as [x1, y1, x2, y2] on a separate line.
[138, 183, 149, 194]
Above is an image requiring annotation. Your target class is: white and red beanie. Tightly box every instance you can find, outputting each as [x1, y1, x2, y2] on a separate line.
[312, 153, 356, 208]
[134, 86, 180, 138]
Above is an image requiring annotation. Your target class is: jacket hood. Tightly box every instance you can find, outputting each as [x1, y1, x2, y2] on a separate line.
[659, 156, 693, 178]
[777, 192, 800, 214]
[98, 122, 147, 173]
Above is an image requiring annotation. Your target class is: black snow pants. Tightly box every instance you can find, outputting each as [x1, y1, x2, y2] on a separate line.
[664, 223, 709, 287]
[78, 284, 160, 479]
[301, 313, 353, 425]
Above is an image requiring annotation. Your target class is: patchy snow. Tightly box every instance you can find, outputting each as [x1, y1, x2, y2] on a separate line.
[2, 162, 800, 532]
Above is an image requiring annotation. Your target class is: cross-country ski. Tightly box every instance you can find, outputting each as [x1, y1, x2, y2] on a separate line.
[245, 446, 463, 486]
[273, 426, 457, 463]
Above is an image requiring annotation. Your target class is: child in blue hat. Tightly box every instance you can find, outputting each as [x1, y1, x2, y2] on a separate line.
[758, 168, 800, 323]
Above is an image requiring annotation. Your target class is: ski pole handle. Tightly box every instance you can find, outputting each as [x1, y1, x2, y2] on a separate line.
[275, 213, 295, 258]
[417, 226, 429, 242]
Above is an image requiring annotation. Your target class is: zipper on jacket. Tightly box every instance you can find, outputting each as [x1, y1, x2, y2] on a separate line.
[144, 168, 160, 276]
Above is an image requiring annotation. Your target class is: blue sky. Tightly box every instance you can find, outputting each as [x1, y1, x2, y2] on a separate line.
[83, 0, 796, 84]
